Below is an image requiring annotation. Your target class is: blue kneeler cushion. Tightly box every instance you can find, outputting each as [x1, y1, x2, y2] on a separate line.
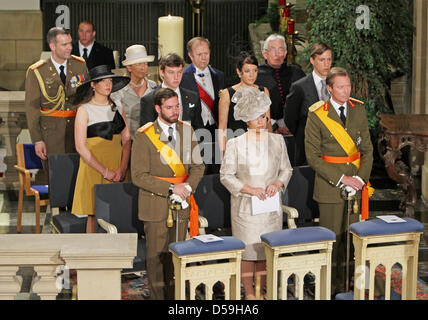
[31, 184, 49, 195]
[260, 227, 336, 247]
[169, 236, 245, 256]
[350, 218, 424, 237]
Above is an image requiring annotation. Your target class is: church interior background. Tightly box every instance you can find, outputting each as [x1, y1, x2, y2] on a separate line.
[0, 0, 427, 301]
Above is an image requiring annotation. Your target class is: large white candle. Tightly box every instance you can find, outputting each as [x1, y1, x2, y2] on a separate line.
[158, 15, 184, 58]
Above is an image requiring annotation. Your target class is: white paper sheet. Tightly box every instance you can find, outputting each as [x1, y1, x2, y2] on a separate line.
[377, 215, 406, 223]
[251, 192, 280, 216]
[193, 234, 223, 243]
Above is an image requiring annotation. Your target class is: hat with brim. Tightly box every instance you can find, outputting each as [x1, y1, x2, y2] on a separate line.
[76, 64, 130, 96]
[122, 44, 155, 66]
[232, 86, 271, 122]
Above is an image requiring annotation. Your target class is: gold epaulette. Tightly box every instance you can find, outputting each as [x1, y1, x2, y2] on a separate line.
[309, 100, 326, 112]
[71, 55, 86, 63]
[28, 60, 46, 71]
[137, 122, 153, 133]
[349, 97, 364, 105]
[178, 119, 191, 126]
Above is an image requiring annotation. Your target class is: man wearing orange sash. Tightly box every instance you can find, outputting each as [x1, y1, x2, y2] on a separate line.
[131, 88, 205, 300]
[305, 67, 373, 297]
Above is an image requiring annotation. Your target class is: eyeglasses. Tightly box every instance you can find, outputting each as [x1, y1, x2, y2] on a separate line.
[266, 47, 287, 54]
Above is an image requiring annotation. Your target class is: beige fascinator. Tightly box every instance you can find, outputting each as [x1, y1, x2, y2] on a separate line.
[232, 86, 271, 122]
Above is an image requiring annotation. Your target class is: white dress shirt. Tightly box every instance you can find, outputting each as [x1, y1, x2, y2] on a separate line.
[330, 97, 347, 119]
[312, 71, 327, 100]
[157, 118, 176, 143]
[50, 56, 67, 76]
[194, 66, 215, 126]
[78, 40, 95, 58]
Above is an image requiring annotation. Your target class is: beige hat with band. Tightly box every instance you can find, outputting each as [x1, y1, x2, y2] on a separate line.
[122, 44, 155, 66]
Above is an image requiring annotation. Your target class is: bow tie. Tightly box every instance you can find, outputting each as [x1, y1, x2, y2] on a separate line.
[197, 73, 205, 78]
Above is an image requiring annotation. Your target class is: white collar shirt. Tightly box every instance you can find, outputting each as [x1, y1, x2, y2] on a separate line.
[50, 56, 67, 77]
[194, 66, 215, 126]
[330, 97, 347, 118]
[312, 71, 327, 100]
[157, 118, 177, 143]
[78, 40, 95, 58]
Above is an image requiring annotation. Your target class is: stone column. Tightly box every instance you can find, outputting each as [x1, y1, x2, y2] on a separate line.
[0, 91, 26, 190]
[0, 266, 22, 300]
[412, 0, 428, 202]
[32, 265, 62, 300]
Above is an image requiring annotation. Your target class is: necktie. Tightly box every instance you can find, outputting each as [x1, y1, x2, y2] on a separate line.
[83, 48, 88, 60]
[320, 79, 330, 101]
[59, 65, 66, 85]
[339, 106, 346, 125]
[168, 126, 176, 148]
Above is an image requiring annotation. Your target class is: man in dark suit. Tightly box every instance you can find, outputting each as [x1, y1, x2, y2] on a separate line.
[255, 34, 305, 135]
[71, 20, 115, 71]
[180, 37, 225, 131]
[140, 53, 204, 133]
[284, 43, 333, 165]
[180, 37, 225, 174]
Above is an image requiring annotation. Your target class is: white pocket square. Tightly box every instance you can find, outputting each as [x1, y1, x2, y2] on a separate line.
[188, 103, 195, 108]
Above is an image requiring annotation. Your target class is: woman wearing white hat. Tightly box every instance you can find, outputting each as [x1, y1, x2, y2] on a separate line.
[111, 44, 157, 139]
[220, 86, 293, 299]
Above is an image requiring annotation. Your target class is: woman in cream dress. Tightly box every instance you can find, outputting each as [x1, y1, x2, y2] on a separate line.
[220, 86, 293, 300]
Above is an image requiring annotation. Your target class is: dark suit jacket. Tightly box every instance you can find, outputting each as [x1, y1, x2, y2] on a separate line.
[71, 41, 115, 71]
[180, 64, 225, 125]
[284, 73, 320, 166]
[255, 62, 306, 120]
[140, 86, 204, 132]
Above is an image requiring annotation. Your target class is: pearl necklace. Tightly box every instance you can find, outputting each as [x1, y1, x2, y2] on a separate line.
[90, 99, 110, 106]
[130, 78, 145, 88]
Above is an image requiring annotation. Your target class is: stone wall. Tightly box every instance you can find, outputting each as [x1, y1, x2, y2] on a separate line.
[0, 10, 43, 91]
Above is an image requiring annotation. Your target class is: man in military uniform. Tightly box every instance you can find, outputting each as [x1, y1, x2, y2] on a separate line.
[25, 27, 88, 183]
[131, 88, 205, 300]
[305, 67, 374, 296]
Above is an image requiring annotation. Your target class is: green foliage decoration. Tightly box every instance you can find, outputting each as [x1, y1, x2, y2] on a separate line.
[305, 0, 414, 130]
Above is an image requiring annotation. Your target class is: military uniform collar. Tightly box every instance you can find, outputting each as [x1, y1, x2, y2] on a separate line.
[50, 56, 68, 75]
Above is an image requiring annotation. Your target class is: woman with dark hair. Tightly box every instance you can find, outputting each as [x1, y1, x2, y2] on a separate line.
[218, 52, 272, 157]
[71, 65, 131, 233]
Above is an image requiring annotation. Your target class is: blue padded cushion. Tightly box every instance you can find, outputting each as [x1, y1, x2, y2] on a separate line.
[23, 144, 43, 169]
[335, 290, 401, 300]
[349, 218, 424, 237]
[31, 184, 49, 195]
[169, 236, 245, 256]
[52, 212, 87, 233]
[260, 227, 336, 247]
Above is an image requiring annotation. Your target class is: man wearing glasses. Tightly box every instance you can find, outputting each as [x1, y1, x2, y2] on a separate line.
[255, 34, 305, 135]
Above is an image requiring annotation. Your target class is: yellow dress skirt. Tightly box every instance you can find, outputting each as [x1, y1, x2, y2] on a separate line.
[71, 134, 122, 215]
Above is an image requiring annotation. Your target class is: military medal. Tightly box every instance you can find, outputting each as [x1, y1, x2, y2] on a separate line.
[70, 74, 86, 88]
[356, 136, 362, 147]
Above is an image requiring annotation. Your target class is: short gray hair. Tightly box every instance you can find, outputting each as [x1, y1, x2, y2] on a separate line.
[263, 34, 286, 51]
[46, 27, 70, 45]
